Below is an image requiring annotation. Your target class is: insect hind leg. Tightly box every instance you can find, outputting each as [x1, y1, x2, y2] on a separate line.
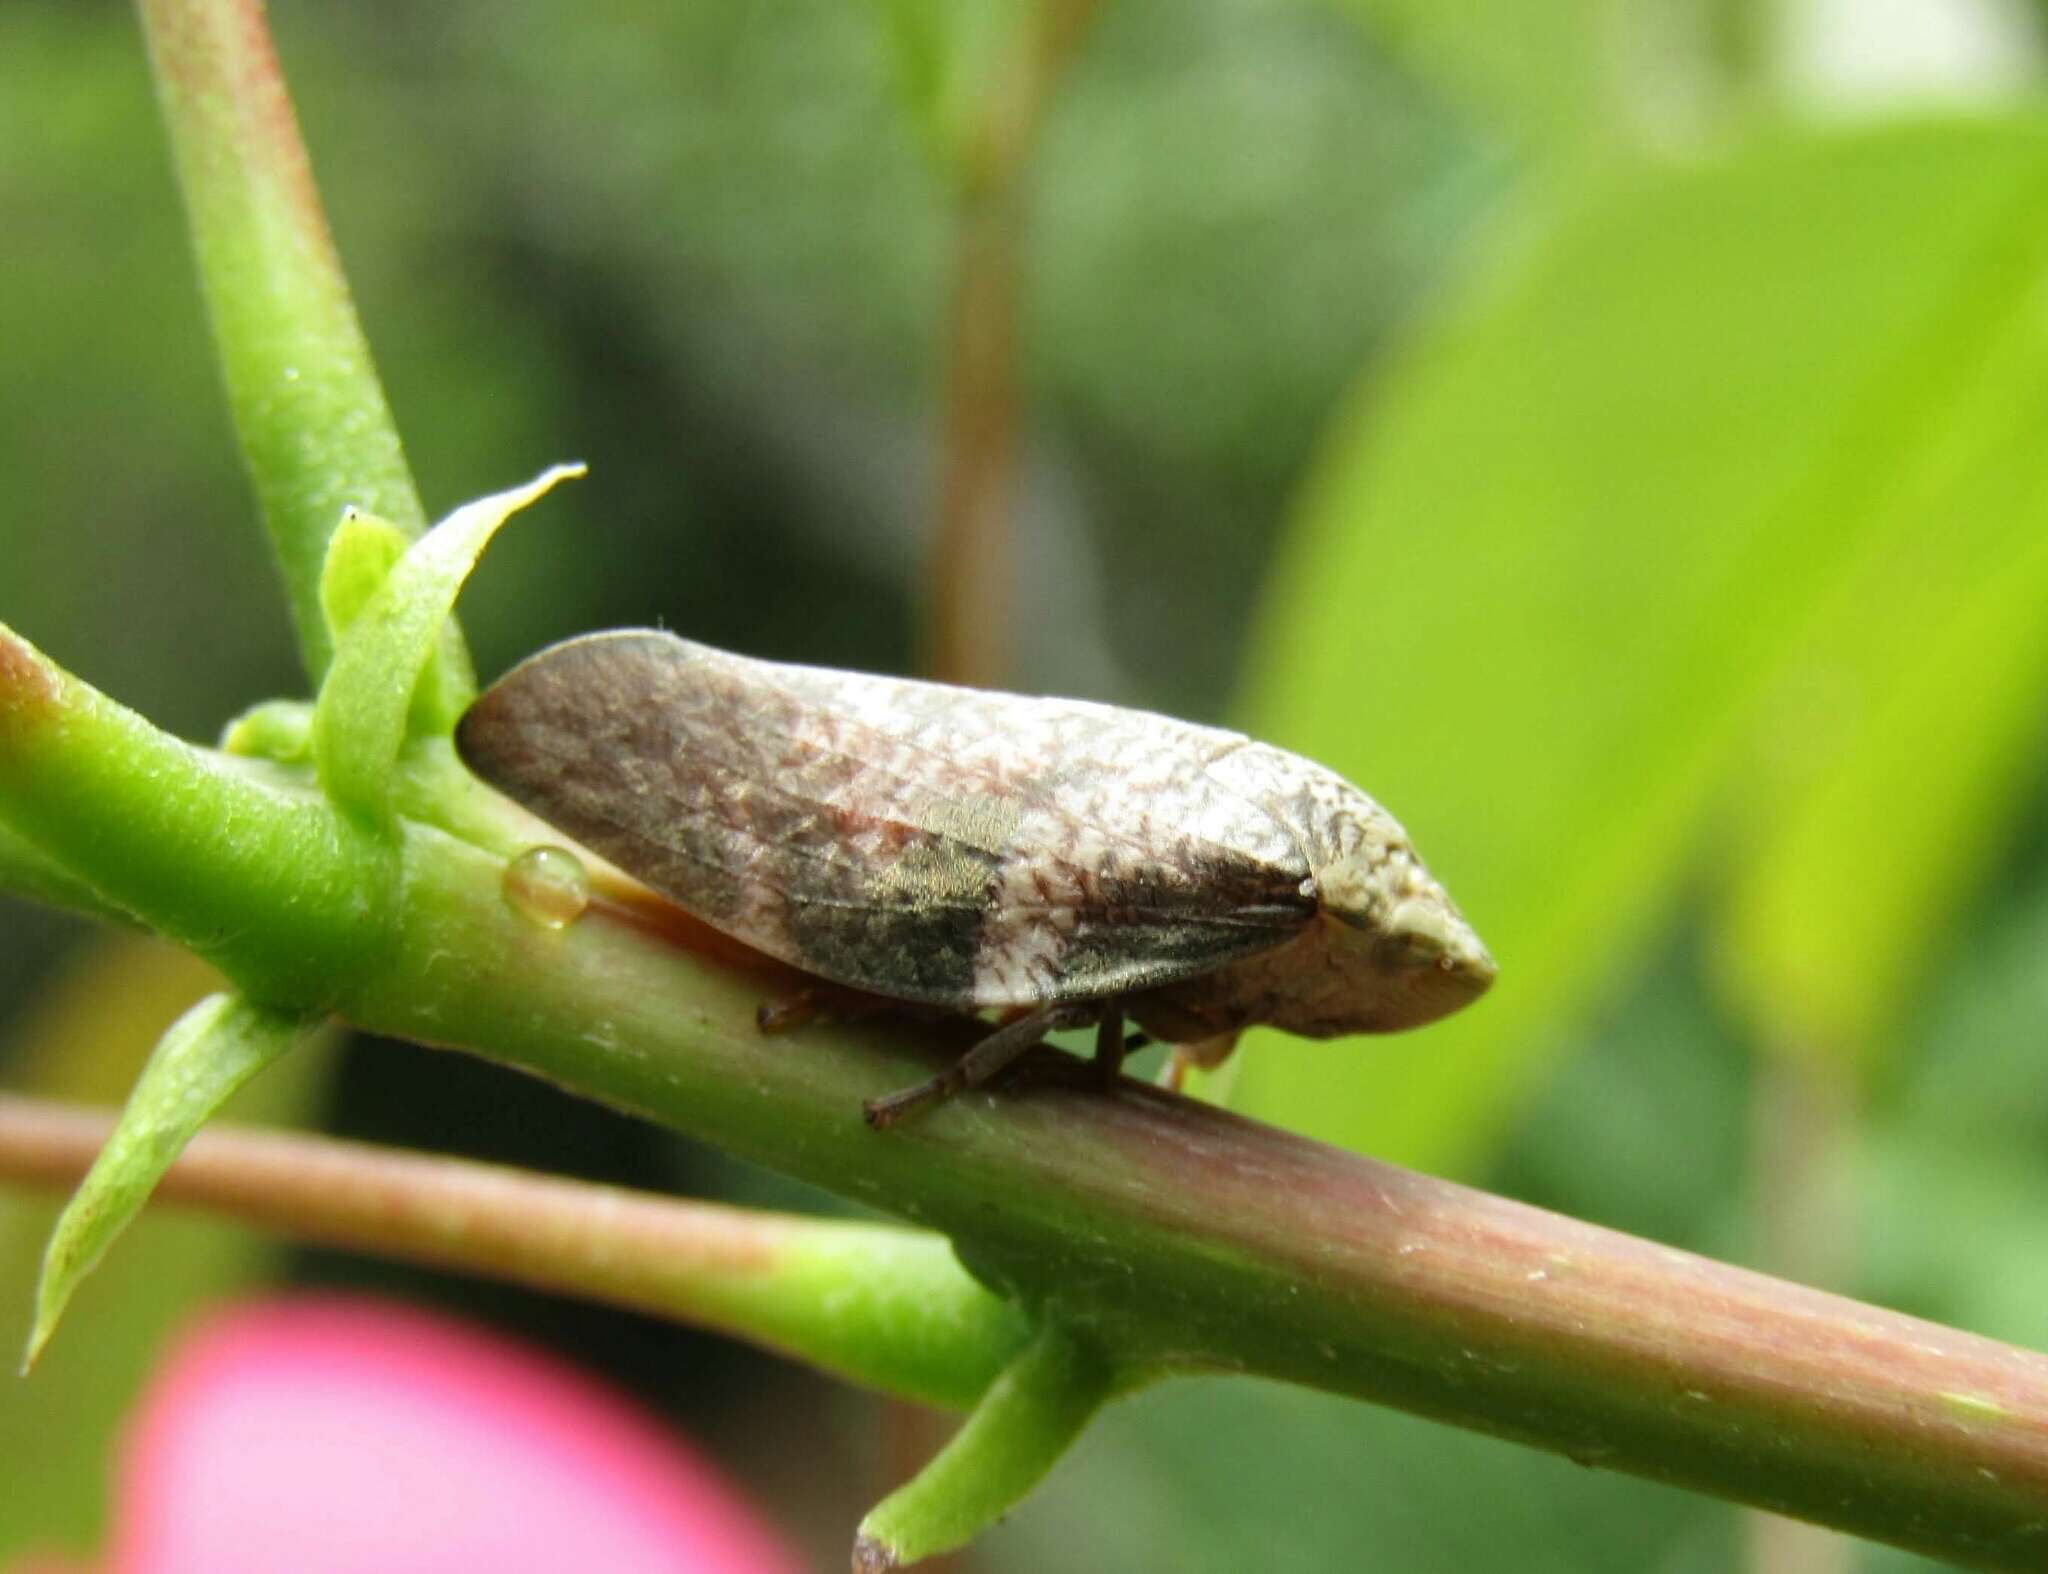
[863, 1003, 1102, 1128]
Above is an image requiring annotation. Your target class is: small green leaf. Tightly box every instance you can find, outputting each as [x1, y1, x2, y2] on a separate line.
[310, 463, 584, 827]
[853, 1323, 1114, 1569]
[24, 993, 309, 1371]
[1319, 0, 1629, 155]
[218, 698, 314, 764]
[319, 507, 471, 741]
[319, 508, 410, 643]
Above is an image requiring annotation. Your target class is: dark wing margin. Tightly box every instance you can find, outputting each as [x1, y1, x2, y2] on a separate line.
[456, 630, 1316, 1009]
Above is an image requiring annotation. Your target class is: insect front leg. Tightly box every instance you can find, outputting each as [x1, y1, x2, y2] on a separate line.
[863, 1002, 1103, 1129]
[1157, 1030, 1242, 1093]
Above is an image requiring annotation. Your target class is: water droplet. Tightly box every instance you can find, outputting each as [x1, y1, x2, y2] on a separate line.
[503, 845, 588, 929]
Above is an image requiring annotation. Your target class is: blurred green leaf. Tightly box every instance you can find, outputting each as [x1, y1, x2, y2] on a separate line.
[1489, 926, 1746, 1250]
[1716, 410, 2048, 1076]
[1894, 845, 2048, 1151]
[1230, 119, 2048, 1171]
[1856, 1125, 2048, 1354]
[1322, 0, 1625, 153]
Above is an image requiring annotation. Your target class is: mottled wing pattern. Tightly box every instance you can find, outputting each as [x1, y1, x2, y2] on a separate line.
[456, 631, 1319, 1009]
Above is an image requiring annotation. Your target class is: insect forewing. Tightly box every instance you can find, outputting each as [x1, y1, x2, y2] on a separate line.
[456, 631, 1318, 1009]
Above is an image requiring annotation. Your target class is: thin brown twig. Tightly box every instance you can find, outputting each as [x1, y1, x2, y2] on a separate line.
[0, 1093, 1021, 1411]
[924, 0, 1104, 688]
[1747, 1050, 1860, 1574]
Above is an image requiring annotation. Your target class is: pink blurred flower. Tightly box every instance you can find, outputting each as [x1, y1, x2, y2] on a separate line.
[80, 1295, 802, 1574]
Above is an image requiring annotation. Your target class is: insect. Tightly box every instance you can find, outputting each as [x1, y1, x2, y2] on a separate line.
[456, 630, 1495, 1126]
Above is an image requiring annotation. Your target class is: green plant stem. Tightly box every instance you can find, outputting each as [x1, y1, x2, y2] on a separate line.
[0, 821, 131, 929]
[856, 1324, 1114, 1570]
[134, 0, 442, 684]
[0, 1096, 1025, 1410]
[6, 636, 2048, 1567]
[0, 628, 388, 1000]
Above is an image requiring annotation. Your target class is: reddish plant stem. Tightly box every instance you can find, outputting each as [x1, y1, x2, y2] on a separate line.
[0, 1094, 1023, 1411]
[1747, 1050, 1860, 1574]
[928, 191, 1023, 689]
[924, 0, 1102, 688]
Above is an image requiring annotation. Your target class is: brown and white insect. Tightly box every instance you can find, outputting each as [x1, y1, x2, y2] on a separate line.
[456, 631, 1495, 1125]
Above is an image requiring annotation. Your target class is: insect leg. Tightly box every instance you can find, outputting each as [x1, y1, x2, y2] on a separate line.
[863, 1003, 1099, 1128]
[1157, 1030, 1242, 1093]
[1091, 1007, 1129, 1087]
[756, 990, 825, 1034]
[757, 981, 926, 1034]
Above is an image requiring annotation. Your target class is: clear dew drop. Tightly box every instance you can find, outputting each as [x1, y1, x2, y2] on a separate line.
[503, 845, 589, 930]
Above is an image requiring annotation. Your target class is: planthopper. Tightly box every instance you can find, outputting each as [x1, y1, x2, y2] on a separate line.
[456, 631, 1495, 1125]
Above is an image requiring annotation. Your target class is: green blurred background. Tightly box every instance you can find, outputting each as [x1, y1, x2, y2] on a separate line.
[8, 0, 2048, 1568]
